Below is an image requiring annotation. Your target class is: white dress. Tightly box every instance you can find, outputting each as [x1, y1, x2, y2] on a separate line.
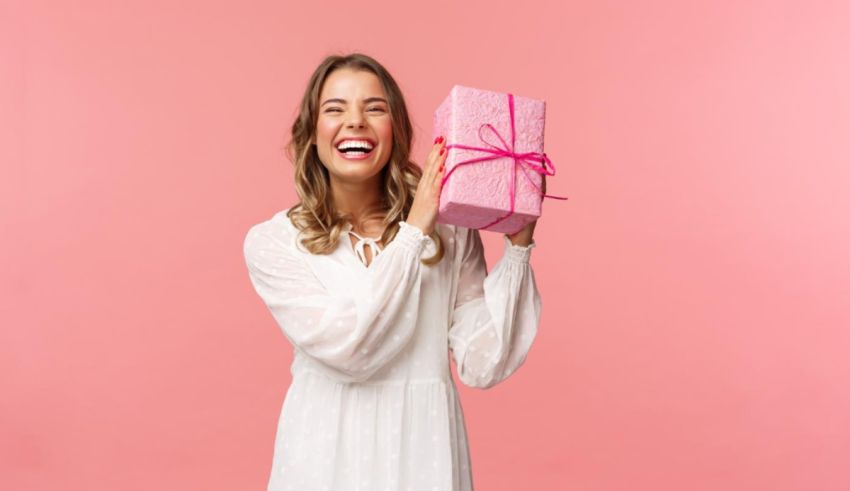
[242, 208, 542, 491]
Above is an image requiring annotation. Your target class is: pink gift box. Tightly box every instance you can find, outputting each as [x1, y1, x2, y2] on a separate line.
[432, 85, 564, 235]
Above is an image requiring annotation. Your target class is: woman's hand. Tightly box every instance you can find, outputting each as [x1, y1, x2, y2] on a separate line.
[406, 136, 448, 236]
[506, 174, 545, 247]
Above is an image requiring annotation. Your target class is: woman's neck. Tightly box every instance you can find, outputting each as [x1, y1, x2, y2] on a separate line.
[330, 177, 385, 233]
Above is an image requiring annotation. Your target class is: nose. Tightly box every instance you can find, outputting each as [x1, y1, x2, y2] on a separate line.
[345, 112, 366, 128]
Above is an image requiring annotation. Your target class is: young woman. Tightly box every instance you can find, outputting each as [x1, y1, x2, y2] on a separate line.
[243, 53, 543, 491]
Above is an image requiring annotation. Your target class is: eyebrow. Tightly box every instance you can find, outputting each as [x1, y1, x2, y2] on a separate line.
[320, 97, 388, 107]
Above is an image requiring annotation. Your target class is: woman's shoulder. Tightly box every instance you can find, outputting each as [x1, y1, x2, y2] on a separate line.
[243, 207, 299, 258]
[434, 222, 459, 243]
[439, 221, 476, 245]
[434, 221, 477, 263]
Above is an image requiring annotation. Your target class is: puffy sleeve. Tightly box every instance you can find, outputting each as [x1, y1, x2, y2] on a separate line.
[448, 227, 542, 389]
[243, 220, 430, 382]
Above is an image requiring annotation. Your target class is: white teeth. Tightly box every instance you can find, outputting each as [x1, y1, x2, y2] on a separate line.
[337, 140, 374, 151]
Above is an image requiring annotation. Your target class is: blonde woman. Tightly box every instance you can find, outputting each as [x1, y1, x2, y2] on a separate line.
[243, 52, 543, 490]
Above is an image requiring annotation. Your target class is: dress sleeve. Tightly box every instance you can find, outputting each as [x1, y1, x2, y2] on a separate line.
[243, 220, 430, 382]
[448, 227, 542, 389]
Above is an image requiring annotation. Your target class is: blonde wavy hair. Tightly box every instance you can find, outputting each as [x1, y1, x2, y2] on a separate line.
[283, 53, 444, 266]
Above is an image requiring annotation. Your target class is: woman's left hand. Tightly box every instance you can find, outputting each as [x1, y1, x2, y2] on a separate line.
[505, 174, 545, 247]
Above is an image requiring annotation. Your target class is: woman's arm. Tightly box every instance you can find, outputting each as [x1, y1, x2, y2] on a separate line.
[243, 221, 430, 382]
[448, 226, 542, 389]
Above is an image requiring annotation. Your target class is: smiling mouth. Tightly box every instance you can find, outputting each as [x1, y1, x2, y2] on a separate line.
[335, 142, 376, 160]
[336, 146, 374, 156]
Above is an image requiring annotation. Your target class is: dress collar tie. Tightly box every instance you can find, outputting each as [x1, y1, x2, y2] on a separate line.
[347, 229, 383, 265]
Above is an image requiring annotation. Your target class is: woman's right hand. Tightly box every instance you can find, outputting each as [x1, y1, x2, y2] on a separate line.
[406, 136, 448, 236]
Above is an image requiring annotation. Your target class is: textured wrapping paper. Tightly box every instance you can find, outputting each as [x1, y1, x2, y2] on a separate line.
[432, 85, 565, 235]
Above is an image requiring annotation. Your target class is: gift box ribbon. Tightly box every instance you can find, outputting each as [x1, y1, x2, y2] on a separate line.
[439, 92, 568, 231]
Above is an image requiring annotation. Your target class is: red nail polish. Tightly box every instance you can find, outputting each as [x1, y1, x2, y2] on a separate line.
[438, 136, 444, 143]
[434, 137, 439, 143]
[439, 148, 444, 155]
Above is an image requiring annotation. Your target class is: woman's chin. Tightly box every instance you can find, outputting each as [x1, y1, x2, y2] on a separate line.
[336, 164, 389, 183]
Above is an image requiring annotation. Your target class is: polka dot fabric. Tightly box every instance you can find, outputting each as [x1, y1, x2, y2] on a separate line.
[243, 208, 542, 490]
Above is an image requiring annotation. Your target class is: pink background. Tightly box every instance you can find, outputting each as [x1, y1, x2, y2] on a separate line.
[3, 1, 849, 490]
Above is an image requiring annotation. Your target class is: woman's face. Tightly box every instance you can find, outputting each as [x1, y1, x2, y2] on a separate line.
[314, 68, 393, 184]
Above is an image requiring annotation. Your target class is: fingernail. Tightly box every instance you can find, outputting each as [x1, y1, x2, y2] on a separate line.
[438, 136, 444, 143]
[439, 148, 444, 155]
[434, 137, 439, 143]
